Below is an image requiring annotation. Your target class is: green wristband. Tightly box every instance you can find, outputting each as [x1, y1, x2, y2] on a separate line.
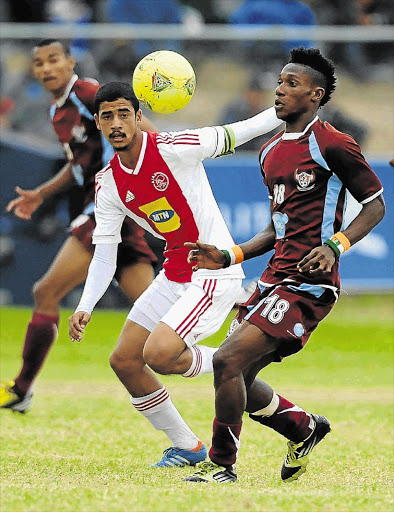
[221, 250, 231, 268]
[324, 239, 340, 258]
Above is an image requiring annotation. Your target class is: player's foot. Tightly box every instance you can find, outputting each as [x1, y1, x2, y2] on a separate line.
[0, 381, 33, 413]
[184, 461, 237, 483]
[152, 440, 207, 467]
[281, 414, 331, 482]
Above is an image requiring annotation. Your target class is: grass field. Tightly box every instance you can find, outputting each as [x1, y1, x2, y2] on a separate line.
[0, 294, 393, 512]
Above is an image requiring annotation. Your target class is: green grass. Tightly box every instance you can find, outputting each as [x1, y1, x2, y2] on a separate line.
[0, 294, 393, 512]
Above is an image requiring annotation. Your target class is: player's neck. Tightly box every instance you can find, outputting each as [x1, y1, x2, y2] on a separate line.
[285, 111, 318, 134]
[117, 131, 143, 169]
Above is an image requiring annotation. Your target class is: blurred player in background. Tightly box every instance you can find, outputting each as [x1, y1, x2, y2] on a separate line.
[68, 81, 283, 466]
[185, 47, 385, 483]
[0, 39, 157, 413]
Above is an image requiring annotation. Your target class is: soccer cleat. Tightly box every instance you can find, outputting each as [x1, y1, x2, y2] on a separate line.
[281, 414, 331, 482]
[0, 381, 33, 413]
[152, 440, 207, 467]
[184, 461, 237, 483]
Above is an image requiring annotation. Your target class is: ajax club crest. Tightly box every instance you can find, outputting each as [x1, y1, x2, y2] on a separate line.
[294, 168, 316, 191]
[151, 172, 169, 191]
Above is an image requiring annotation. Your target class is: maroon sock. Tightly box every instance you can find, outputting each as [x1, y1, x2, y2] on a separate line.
[249, 395, 314, 443]
[14, 312, 59, 395]
[208, 418, 242, 467]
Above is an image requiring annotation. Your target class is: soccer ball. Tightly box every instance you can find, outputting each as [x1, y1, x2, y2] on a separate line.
[132, 50, 196, 114]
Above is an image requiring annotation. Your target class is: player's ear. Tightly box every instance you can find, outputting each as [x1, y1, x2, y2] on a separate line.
[312, 86, 325, 104]
[94, 113, 101, 131]
[136, 109, 143, 125]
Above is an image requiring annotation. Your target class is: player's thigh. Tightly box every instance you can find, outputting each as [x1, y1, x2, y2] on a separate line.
[161, 277, 242, 348]
[118, 262, 155, 303]
[36, 235, 93, 296]
[215, 320, 281, 374]
[112, 319, 150, 364]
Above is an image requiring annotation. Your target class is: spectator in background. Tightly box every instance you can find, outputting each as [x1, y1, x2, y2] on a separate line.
[229, 0, 316, 71]
[218, 76, 280, 151]
[319, 103, 369, 147]
[107, 0, 183, 59]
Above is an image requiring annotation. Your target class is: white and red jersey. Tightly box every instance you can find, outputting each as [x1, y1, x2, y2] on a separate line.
[93, 129, 245, 283]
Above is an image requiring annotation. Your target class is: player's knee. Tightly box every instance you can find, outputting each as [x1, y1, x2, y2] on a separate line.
[212, 349, 238, 380]
[109, 349, 141, 376]
[143, 346, 172, 375]
[32, 278, 53, 306]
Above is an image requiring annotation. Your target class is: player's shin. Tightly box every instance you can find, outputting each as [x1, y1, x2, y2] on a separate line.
[249, 393, 314, 443]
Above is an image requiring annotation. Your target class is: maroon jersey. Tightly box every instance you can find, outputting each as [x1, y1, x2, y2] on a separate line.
[259, 117, 383, 289]
[50, 75, 114, 212]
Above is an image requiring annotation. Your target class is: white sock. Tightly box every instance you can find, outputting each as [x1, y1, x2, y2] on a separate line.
[130, 387, 200, 450]
[182, 345, 218, 378]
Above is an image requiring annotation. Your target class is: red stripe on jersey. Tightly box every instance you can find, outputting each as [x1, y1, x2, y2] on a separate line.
[110, 132, 200, 282]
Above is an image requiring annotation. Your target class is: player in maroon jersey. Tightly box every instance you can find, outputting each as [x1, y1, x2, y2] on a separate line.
[0, 39, 157, 413]
[185, 47, 385, 483]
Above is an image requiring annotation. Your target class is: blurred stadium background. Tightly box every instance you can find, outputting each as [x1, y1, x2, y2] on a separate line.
[0, 0, 393, 308]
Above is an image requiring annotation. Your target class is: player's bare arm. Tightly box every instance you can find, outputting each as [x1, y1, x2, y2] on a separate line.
[68, 311, 91, 342]
[298, 194, 385, 275]
[6, 162, 74, 220]
[186, 223, 276, 271]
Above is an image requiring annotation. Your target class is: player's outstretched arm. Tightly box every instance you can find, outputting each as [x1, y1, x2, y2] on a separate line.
[69, 311, 91, 342]
[186, 241, 226, 270]
[185, 222, 276, 271]
[298, 194, 385, 276]
[6, 186, 44, 220]
[6, 162, 75, 220]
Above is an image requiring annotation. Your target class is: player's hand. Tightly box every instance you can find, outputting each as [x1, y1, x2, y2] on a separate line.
[6, 186, 43, 220]
[185, 240, 226, 270]
[68, 312, 91, 342]
[297, 245, 336, 276]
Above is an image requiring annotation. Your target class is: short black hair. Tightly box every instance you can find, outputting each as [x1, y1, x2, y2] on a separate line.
[288, 47, 336, 107]
[34, 39, 71, 56]
[94, 82, 140, 115]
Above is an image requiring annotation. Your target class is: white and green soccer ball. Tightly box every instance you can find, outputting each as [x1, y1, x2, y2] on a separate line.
[132, 50, 196, 114]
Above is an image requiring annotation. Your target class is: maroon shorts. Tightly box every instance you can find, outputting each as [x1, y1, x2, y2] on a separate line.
[233, 282, 337, 361]
[70, 214, 157, 280]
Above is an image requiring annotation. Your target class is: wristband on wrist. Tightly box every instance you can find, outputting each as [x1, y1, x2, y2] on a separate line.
[324, 232, 351, 257]
[221, 245, 245, 268]
[221, 250, 231, 268]
[231, 245, 244, 264]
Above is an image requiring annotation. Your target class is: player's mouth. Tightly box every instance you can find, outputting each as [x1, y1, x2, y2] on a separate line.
[110, 132, 126, 141]
[275, 99, 285, 109]
[43, 76, 57, 83]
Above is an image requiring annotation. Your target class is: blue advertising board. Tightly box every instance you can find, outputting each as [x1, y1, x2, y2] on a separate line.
[205, 156, 393, 291]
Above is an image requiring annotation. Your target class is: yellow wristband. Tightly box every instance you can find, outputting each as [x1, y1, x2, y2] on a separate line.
[332, 232, 351, 253]
[231, 245, 244, 264]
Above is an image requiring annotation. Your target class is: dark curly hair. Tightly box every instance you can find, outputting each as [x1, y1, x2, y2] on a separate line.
[289, 47, 336, 107]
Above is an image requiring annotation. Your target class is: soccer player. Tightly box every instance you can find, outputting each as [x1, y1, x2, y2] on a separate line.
[0, 39, 157, 413]
[68, 81, 283, 466]
[184, 47, 385, 483]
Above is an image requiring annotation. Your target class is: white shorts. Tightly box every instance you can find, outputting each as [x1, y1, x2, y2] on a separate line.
[128, 270, 242, 347]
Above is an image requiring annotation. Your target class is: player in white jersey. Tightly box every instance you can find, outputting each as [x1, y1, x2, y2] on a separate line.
[69, 81, 282, 467]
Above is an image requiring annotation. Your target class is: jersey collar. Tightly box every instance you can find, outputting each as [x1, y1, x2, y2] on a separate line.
[116, 131, 147, 175]
[55, 74, 79, 107]
[281, 115, 319, 140]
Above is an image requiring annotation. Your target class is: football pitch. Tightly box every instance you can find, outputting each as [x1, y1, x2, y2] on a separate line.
[1, 294, 393, 512]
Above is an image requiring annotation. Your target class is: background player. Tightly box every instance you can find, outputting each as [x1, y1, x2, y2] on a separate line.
[0, 39, 157, 413]
[185, 47, 385, 483]
[68, 81, 283, 466]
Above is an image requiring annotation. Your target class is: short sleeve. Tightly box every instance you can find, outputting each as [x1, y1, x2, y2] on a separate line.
[325, 135, 383, 204]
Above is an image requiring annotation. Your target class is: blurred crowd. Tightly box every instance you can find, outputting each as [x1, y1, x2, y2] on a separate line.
[0, 0, 393, 144]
